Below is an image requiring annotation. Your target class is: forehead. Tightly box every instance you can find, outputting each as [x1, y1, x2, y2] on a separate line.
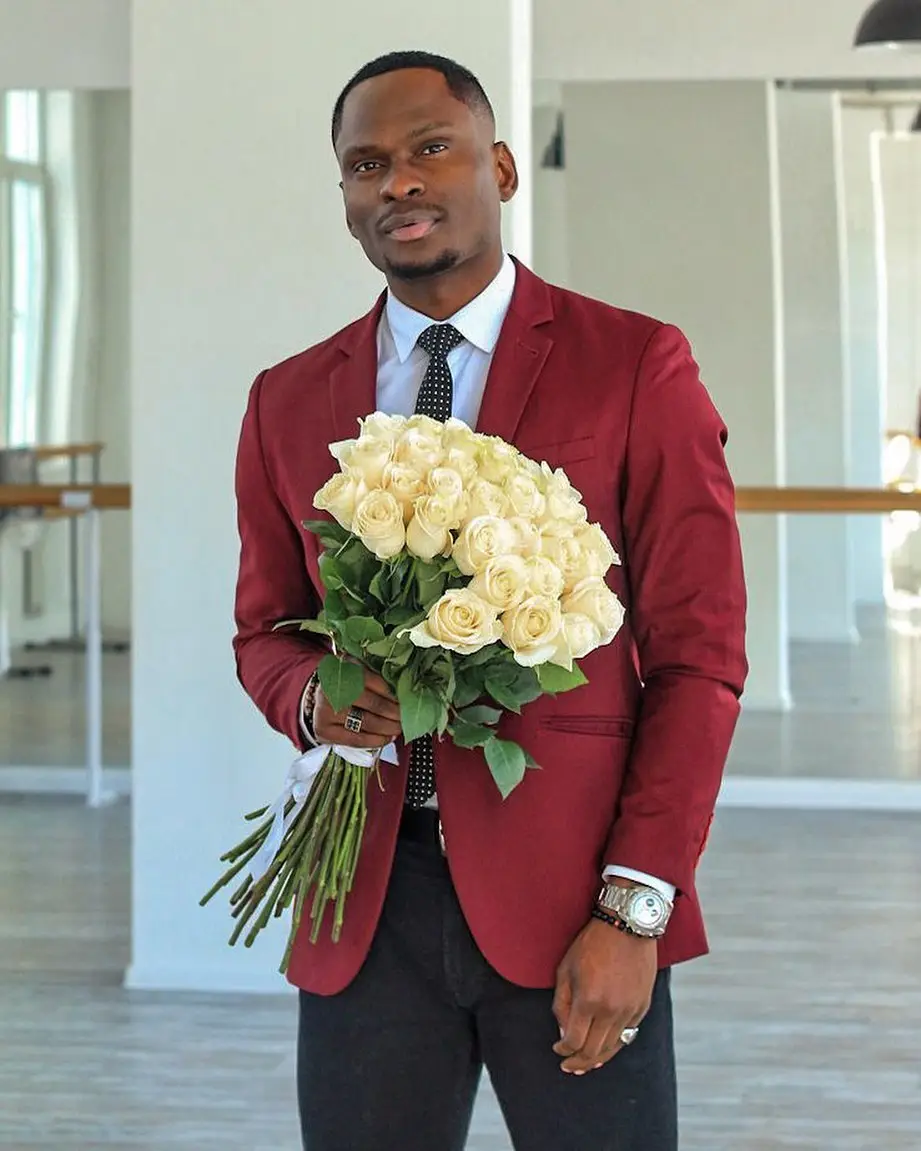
[337, 68, 475, 154]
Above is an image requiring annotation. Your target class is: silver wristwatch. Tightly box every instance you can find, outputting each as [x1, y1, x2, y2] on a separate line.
[597, 883, 673, 938]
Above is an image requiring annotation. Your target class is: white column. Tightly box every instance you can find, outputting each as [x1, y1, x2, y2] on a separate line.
[776, 89, 857, 643]
[562, 80, 789, 710]
[129, 0, 531, 992]
[841, 103, 887, 607]
[876, 134, 921, 436]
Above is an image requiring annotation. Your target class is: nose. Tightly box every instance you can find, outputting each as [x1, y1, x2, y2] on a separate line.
[380, 159, 424, 201]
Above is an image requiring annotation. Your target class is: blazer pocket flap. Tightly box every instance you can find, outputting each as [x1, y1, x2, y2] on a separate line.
[517, 436, 596, 469]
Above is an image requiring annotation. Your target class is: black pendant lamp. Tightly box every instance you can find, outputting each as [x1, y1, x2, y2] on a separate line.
[854, 0, 921, 49]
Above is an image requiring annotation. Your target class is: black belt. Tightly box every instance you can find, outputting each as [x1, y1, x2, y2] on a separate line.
[399, 805, 446, 855]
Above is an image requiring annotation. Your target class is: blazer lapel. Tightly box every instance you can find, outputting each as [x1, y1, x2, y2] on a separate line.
[475, 261, 555, 445]
[328, 294, 385, 443]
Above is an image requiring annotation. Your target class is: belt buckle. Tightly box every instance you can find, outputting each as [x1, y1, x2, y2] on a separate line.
[437, 817, 446, 856]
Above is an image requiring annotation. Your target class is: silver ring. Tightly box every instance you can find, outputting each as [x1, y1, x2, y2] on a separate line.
[619, 1027, 639, 1047]
[344, 707, 364, 735]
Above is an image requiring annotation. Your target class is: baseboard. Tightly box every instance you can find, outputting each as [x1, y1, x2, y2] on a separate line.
[0, 766, 132, 796]
[718, 776, 921, 811]
[124, 961, 296, 996]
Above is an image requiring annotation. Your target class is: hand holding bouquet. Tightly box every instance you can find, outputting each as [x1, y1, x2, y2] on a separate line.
[201, 413, 625, 973]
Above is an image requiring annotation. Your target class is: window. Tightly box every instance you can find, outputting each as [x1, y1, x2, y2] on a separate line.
[1, 90, 49, 447]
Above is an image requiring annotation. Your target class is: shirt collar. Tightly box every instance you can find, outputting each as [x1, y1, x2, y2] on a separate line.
[383, 252, 516, 365]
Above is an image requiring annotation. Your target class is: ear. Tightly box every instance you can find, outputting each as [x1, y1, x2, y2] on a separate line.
[493, 142, 519, 204]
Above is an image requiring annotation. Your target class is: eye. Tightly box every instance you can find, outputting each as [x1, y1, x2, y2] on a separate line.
[421, 143, 448, 156]
[353, 160, 382, 175]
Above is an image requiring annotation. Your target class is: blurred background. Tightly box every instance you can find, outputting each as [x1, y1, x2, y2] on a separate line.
[1, 2, 920, 1148]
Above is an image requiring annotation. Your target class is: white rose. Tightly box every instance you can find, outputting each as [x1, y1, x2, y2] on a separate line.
[405, 494, 458, 561]
[406, 413, 445, 437]
[541, 534, 594, 592]
[464, 479, 511, 521]
[576, 522, 621, 573]
[562, 577, 625, 644]
[527, 555, 565, 600]
[501, 595, 563, 667]
[504, 471, 546, 520]
[469, 554, 531, 612]
[383, 463, 428, 521]
[442, 417, 480, 452]
[549, 611, 604, 670]
[359, 412, 407, 442]
[452, 515, 518, 576]
[394, 426, 444, 474]
[352, 489, 406, 560]
[540, 462, 588, 529]
[408, 589, 503, 656]
[478, 439, 522, 485]
[427, 467, 468, 522]
[509, 516, 542, 558]
[330, 434, 394, 488]
[312, 472, 366, 530]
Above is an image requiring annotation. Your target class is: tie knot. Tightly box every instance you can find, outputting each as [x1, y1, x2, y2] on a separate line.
[417, 323, 464, 360]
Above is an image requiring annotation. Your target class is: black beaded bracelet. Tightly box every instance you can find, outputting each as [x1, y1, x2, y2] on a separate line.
[591, 906, 631, 933]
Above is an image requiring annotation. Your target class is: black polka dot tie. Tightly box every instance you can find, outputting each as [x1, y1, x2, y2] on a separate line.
[406, 322, 465, 809]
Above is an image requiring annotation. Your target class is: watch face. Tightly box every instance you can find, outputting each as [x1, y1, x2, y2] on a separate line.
[627, 889, 668, 931]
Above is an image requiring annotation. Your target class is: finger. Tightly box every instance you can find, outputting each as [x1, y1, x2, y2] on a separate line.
[338, 711, 402, 739]
[313, 723, 394, 750]
[552, 1003, 593, 1062]
[551, 972, 573, 1036]
[560, 1014, 625, 1074]
[343, 687, 402, 724]
[363, 670, 397, 701]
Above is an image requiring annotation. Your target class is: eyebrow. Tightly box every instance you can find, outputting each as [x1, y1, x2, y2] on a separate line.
[342, 121, 455, 160]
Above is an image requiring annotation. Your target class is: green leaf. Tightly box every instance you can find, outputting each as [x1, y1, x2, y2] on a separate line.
[322, 588, 347, 623]
[415, 560, 448, 609]
[536, 662, 589, 694]
[484, 676, 524, 714]
[341, 616, 386, 648]
[318, 552, 347, 592]
[449, 719, 495, 749]
[436, 703, 450, 737]
[297, 618, 332, 637]
[459, 643, 506, 669]
[397, 670, 442, 743]
[303, 518, 351, 550]
[523, 747, 541, 770]
[385, 605, 425, 629]
[317, 655, 365, 713]
[369, 569, 390, 603]
[484, 738, 527, 799]
[456, 705, 503, 726]
[452, 677, 483, 709]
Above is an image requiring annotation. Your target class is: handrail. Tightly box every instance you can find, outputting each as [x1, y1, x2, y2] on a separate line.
[2, 483, 921, 515]
[32, 442, 106, 462]
[0, 484, 131, 509]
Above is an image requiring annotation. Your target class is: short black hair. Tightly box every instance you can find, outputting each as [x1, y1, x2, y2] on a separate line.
[331, 50, 495, 147]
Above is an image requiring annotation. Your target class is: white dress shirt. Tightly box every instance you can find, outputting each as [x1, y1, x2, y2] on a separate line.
[303, 253, 675, 901]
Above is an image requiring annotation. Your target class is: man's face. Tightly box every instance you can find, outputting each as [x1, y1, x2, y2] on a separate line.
[335, 68, 517, 283]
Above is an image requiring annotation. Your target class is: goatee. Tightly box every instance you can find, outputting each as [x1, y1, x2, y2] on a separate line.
[385, 249, 460, 282]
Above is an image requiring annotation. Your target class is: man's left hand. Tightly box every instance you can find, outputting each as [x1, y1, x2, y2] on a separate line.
[552, 915, 658, 1075]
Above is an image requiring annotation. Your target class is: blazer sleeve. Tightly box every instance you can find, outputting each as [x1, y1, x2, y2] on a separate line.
[232, 370, 327, 751]
[603, 324, 749, 895]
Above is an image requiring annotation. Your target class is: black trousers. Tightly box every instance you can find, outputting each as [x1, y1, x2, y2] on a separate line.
[297, 810, 678, 1151]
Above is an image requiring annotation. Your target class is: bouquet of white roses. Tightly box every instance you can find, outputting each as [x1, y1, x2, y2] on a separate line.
[201, 413, 624, 973]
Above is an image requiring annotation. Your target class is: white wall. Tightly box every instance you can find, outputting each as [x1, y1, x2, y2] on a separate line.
[535, 0, 921, 82]
[841, 104, 887, 605]
[129, 0, 531, 993]
[532, 104, 569, 287]
[877, 136, 921, 434]
[561, 79, 789, 710]
[777, 90, 856, 643]
[0, 0, 129, 89]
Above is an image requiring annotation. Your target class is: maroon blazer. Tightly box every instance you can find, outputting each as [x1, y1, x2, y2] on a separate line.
[232, 260, 748, 996]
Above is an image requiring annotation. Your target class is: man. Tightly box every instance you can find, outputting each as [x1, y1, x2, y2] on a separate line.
[232, 50, 748, 1151]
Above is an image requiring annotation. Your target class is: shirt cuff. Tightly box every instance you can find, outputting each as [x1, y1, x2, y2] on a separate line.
[602, 865, 677, 902]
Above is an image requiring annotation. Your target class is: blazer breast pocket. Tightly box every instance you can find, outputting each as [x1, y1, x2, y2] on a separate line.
[540, 715, 634, 739]
[516, 435, 596, 470]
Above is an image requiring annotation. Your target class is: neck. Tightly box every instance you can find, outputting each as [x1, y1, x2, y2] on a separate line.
[386, 248, 504, 320]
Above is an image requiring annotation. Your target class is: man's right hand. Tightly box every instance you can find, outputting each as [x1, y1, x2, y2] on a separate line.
[312, 669, 403, 749]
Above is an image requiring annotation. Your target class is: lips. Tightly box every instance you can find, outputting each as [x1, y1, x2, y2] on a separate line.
[380, 211, 441, 243]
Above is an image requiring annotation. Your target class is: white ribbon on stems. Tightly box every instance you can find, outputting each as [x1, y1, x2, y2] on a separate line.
[248, 741, 399, 884]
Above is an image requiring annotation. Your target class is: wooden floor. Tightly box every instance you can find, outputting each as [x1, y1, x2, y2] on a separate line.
[2, 795, 920, 1149]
